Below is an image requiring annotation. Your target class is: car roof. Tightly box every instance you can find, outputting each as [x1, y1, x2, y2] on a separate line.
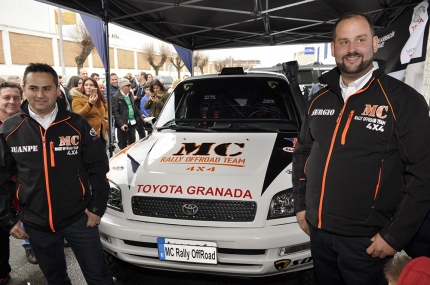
[185, 72, 288, 81]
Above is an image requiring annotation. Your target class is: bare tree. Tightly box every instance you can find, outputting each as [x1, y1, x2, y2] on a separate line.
[214, 59, 228, 73]
[70, 22, 94, 74]
[197, 54, 209, 74]
[170, 53, 185, 79]
[193, 51, 202, 74]
[143, 43, 171, 75]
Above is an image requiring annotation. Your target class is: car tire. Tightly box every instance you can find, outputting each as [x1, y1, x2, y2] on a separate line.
[103, 251, 135, 280]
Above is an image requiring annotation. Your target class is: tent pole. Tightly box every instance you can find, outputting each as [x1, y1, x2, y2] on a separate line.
[102, 0, 113, 157]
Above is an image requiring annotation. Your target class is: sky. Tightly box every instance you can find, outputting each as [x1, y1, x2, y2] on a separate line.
[108, 23, 313, 68]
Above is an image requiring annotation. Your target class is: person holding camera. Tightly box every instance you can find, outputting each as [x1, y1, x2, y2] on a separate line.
[112, 78, 145, 149]
[70, 77, 108, 148]
[144, 79, 170, 119]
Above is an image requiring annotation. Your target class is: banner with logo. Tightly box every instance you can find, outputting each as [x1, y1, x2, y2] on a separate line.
[375, 1, 429, 92]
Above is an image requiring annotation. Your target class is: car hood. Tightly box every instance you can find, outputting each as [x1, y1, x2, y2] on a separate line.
[108, 132, 297, 226]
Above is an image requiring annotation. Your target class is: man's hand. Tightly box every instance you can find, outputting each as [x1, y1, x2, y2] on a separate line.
[140, 114, 146, 119]
[121, 124, 128, 131]
[85, 209, 101, 227]
[296, 210, 310, 236]
[366, 233, 397, 258]
[9, 221, 29, 240]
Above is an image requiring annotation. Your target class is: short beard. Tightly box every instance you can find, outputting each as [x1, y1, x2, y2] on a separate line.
[337, 52, 373, 75]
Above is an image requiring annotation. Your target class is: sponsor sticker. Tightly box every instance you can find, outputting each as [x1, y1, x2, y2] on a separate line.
[283, 147, 294, 153]
[274, 259, 291, 271]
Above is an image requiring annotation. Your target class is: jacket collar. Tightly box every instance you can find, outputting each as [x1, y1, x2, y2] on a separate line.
[20, 98, 72, 122]
[69, 88, 89, 99]
[319, 59, 387, 96]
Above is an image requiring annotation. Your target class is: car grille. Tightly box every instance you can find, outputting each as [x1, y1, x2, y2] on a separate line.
[131, 197, 257, 221]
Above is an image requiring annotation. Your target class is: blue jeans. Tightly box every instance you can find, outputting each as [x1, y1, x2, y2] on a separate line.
[25, 213, 114, 285]
[20, 222, 31, 250]
[309, 224, 390, 285]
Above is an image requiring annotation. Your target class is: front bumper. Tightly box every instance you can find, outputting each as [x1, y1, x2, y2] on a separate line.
[99, 212, 312, 277]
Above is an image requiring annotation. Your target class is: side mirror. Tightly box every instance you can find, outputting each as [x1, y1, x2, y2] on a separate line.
[143, 117, 156, 134]
[144, 117, 156, 125]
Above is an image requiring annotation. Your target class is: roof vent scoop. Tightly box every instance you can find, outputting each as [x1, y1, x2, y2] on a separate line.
[220, 67, 245, 75]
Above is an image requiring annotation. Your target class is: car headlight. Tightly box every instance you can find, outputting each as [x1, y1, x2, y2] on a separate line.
[107, 180, 123, 212]
[267, 188, 295, 219]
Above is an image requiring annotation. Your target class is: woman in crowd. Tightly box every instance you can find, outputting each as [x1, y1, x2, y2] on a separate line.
[66, 75, 83, 91]
[125, 73, 138, 94]
[147, 73, 153, 82]
[70, 77, 108, 147]
[144, 79, 169, 119]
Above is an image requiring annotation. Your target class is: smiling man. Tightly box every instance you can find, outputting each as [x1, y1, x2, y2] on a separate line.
[0, 63, 114, 285]
[292, 11, 430, 285]
[0, 81, 22, 285]
[0, 82, 21, 124]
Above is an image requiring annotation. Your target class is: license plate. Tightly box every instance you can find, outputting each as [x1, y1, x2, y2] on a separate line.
[157, 238, 217, 264]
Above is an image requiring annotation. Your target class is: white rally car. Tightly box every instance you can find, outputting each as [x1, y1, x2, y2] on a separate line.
[100, 68, 312, 278]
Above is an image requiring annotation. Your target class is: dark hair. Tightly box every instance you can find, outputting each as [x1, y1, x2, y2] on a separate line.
[143, 82, 151, 89]
[90, 73, 100, 78]
[0, 81, 23, 99]
[66, 76, 82, 90]
[332, 11, 375, 41]
[140, 71, 147, 80]
[150, 79, 167, 93]
[77, 77, 106, 106]
[23, 63, 58, 87]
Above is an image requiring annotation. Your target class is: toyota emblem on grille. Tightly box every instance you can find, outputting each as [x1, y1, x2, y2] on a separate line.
[182, 204, 199, 215]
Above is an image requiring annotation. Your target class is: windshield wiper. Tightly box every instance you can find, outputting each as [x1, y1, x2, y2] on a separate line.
[157, 124, 213, 132]
[211, 123, 279, 133]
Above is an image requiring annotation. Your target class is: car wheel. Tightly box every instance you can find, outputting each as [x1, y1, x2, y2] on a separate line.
[103, 251, 135, 280]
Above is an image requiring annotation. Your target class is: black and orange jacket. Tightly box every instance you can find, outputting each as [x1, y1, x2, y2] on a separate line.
[0, 100, 110, 233]
[292, 60, 430, 251]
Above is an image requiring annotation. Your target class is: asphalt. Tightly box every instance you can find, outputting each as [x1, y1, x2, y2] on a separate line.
[9, 237, 85, 285]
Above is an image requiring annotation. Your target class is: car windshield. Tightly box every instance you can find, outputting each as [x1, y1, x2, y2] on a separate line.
[156, 76, 301, 132]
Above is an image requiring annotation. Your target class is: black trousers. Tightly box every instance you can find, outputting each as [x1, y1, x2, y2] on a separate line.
[0, 228, 10, 278]
[119, 124, 136, 149]
[309, 224, 390, 285]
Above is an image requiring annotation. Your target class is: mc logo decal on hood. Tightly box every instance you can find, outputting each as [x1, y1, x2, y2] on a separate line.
[158, 142, 247, 168]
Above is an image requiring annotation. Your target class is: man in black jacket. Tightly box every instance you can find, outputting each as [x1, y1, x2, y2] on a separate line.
[112, 78, 145, 149]
[292, 12, 430, 285]
[0, 63, 114, 285]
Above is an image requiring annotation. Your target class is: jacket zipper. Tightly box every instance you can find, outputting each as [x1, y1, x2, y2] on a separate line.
[374, 159, 383, 201]
[317, 78, 375, 228]
[15, 182, 21, 200]
[341, 110, 355, 145]
[50, 141, 55, 167]
[41, 128, 56, 232]
[78, 177, 86, 201]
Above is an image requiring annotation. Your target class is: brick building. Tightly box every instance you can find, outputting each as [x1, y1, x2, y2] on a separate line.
[0, 0, 199, 81]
